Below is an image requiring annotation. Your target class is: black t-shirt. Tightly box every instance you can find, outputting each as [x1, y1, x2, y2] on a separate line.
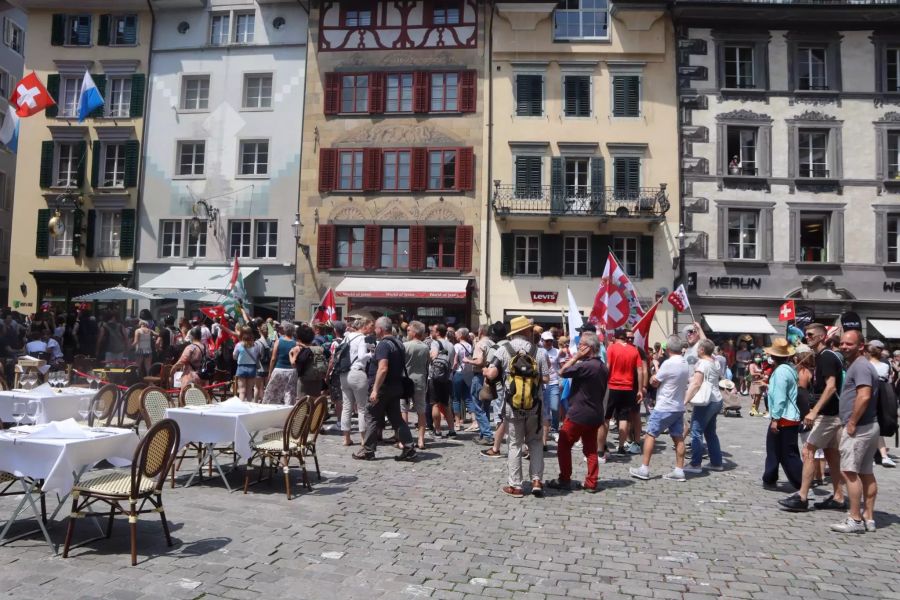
[367, 336, 405, 397]
[561, 357, 608, 427]
[814, 348, 844, 416]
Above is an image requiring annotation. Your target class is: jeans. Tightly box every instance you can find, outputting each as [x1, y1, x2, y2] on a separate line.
[690, 401, 723, 467]
[451, 372, 470, 418]
[543, 384, 560, 431]
[465, 387, 493, 441]
[763, 423, 803, 489]
[557, 419, 600, 489]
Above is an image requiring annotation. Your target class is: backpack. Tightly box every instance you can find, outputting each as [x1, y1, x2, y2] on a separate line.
[502, 342, 540, 411]
[875, 376, 898, 438]
[301, 345, 328, 383]
[333, 333, 360, 375]
[194, 344, 216, 381]
[430, 342, 452, 382]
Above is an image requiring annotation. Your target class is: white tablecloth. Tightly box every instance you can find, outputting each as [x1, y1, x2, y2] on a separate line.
[0, 387, 96, 424]
[166, 404, 292, 461]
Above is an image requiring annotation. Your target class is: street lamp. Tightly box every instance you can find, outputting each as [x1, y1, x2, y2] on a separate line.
[48, 189, 83, 239]
[293, 213, 310, 259]
[190, 199, 219, 237]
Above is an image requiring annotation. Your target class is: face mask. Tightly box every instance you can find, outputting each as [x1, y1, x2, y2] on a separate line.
[754, 357, 761, 363]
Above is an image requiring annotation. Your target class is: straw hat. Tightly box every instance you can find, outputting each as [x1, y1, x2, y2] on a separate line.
[764, 337, 796, 358]
[719, 379, 736, 391]
[507, 315, 534, 337]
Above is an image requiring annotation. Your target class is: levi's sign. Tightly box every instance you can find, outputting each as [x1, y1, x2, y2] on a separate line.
[530, 291, 559, 303]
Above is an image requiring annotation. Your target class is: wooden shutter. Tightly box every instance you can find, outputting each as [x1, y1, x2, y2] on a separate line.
[615, 157, 640, 196]
[124, 140, 140, 187]
[550, 156, 564, 211]
[90, 75, 106, 118]
[119, 209, 136, 258]
[613, 76, 639, 117]
[455, 225, 474, 272]
[541, 234, 562, 277]
[97, 14, 111, 46]
[39, 141, 54, 188]
[85, 209, 96, 257]
[91, 141, 102, 187]
[500, 233, 514, 277]
[640, 235, 654, 279]
[51, 14, 65, 46]
[516, 74, 541, 116]
[457, 147, 474, 190]
[72, 209, 83, 257]
[45, 75, 60, 118]
[129, 73, 146, 118]
[514, 156, 541, 193]
[590, 156, 605, 209]
[564, 77, 577, 116]
[324, 73, 340, 116]
[409, 225, 426, 271]
[319, 148, 338, 192]
[36, 209, 51, 257]
[460, 70, 476, 113]
[411, 147, 428, 191]
[368, 72, 385, 114]
[363, 224, 381, 270]
[363, 148, 383, 191]
[75, 141, 87, 188]
[413, 71, 429, 113]
[590, 235, 612, 277]
[317, 224, 335, 270]
[578, 77, 590, 116]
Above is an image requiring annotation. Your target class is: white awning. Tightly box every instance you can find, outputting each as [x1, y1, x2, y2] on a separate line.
[142, 266, 258, 292]
[870, 319, 900, 340]
[703, 314, 777, 335]
[335, 277, 470, 300]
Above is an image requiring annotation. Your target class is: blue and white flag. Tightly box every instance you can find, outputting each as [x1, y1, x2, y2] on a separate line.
[566, 287, 583, 354]
[0, 110, 19, 153]
[77, 70, 104, 122]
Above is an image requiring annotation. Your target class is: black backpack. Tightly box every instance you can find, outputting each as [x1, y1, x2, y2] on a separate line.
[333, 333, 360, 375]
[876, 377, 898, 438]
[193, 344, 216, 381]
[430, 342, 452, 382]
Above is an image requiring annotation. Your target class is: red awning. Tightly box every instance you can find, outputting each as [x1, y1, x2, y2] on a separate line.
[335, 277, 469, 299]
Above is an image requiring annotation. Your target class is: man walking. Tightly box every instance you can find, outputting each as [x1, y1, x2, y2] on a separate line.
[403, 321, 430, 450]
[598, 328, 644, 458]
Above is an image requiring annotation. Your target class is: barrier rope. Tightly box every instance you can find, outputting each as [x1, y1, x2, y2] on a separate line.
[72, 369, 234, 395]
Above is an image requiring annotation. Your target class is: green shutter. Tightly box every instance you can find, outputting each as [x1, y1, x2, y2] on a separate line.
[39, 141, 55, 188]
[119, 209, 136, 258]
[590, 235, 612, 278]
[550, 156, 564, 212]
[124, 140, 140, 187]
[85, 209, 96, 257]
[75, 141, 87, 188]
[612, 76, 639, 118]
[564, 77, 576, 116]
[72, 209, 83, 256]
[541, 234, 563, 277]
[590, 157, 605, 211]
[640, 235, 654, 279]
[97, 14, 110, 46]
[577, 77, 590, 116]
[91, 141, 101, 187]
[500, 232, 514, 277]
[90, 75, 106, 118]
[51, 14, 65, 46]
[45, 75, 60, 118]
[36, 209, 51, 257]
[129, 74, 146, 118]
[615, 157, 640, 197]
[516, 74, 542, 117]
[515, 156, 541, 197]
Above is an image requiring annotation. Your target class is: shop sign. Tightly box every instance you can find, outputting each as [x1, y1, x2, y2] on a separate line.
[339, 290, 466, 299]
[708, 277, 761, 290]
[278, 298, 296, 321]
[530, 291, 558, 304]
[884, 282, 900, 292]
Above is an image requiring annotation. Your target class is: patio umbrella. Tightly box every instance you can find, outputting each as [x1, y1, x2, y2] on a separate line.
[157, 289, 228, 303]
[72, 286, 161, 302]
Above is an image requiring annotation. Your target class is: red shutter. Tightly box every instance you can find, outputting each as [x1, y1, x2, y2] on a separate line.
[363, 225, 381, 270]
[324, 73, 340, 116]
[411, 147, 428, 191]
[319, 148, 338, 192]
[455, 225, 474, 273]
[363, 148, 383, 191]
[409, 225, 426, 271]
[413, 71, 429, 113]
[457, 147, 474, 191]
[368, 72, 385, 114]
[460, 70, 476, 113]
[317, 224, 335, 270]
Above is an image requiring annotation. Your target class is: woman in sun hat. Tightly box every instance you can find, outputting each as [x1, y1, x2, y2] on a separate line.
[761, 338, 803, 490]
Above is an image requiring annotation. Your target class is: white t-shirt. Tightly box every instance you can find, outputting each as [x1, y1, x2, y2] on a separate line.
[873, 360, 890, 380]
[654, 354, 691, 412]
[346, 331, 367, 372]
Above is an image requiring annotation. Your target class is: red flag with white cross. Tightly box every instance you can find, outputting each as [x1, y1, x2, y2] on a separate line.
[778, 300, 796, 322]
[10, 72, 56, 117]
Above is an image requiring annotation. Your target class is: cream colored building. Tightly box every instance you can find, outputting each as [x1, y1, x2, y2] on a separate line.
[487, 1, 679, 337]
[7, 2, 150, 313]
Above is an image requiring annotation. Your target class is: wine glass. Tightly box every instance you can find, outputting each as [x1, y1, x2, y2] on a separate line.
[89, 377, 99, 391]
[26, 399, 40, 425]
[78, 397, 91, 425]
[92, 400, 106, 428]
[11, 402, 25, 431]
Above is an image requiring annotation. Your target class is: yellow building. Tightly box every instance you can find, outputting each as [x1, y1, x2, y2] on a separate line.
[487, 1, 679, 337]
[7, 3, 150, 313]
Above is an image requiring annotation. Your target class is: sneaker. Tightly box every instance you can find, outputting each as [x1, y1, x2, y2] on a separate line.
[574, 440, 583, 448]
[502, 485, 524, 498]
[707, 464, 725, 472]
[551, 433, 559, 442]
[473, 437, 494, 446]
[865, 519, 877, 532]
[598, 453, 608, 464]
[531, 479, 544, 498]
[830, 517, 866, 534]
[447, 429, 457, 438]
[760, 412, 769, 418]
[778, 494, 809, 512]
[394, 447, 417, 462]
[682, 465, 704, 475]
[626, 442, 642, 455]
[629, 466, 650, 480]
[814, 494, 849, 511]
[616, 446, 629, 455]
[883, 456, 897, 468]
[663, 468, 686, 482]
[480, 448, 503, 458]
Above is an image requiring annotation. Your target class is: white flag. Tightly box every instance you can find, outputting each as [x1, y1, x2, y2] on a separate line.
[566, 288, 583, 354]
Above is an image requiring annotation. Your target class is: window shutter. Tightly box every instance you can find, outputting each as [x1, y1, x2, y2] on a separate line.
[564, 77, 576, 116]
[457, 147, 474, 190]
[541, 234, 563, 277]
[91, 141, 101, 188]
[72, 209, 83, 257]
[324, 73, 340, 116]
[129, 73, 146, 118]
[590, 156, 605, 208]
[124, 140, 140, 187]
[578, 77, 590, 116]
[613, 76, 639, 117]
[119, 209, 136, 258]
[550, 156, 564, 211]
[640, 235, 654, 279]
[85, 209, 96, 257]
[89, 75, 106, 118]
[500, 232, 514, 277]
[75, 141, 87, 188]
[460, 70, 476, 113]
[363, 224, 381, 270]
[627, 158, 640, 193]
[590, 235, 612, 277]
[411, 147, 428, 191]
[51, 14, 65, 46]
[615, 157, 640, 195]
[516, 74, 541, 116]
[318, 148, 338, 192]
[98, 14, 111, 46]
[368, 71, 385, 114]
[612, 76, 625, 117]
[455, 225, 474, 272]
[39, 141, 54, 188]
[363, 148, 383, 191]
[626, 76, 640, 117]
[413, 71, 429, 113]
[317, 224, 335, 270]
[36, 209, 51, 257]
[45, 75, 60, 118]
[409, 225, 426, 270]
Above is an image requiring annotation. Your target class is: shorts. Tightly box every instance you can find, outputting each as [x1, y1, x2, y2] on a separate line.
[236, 365, 257, 378]
[839, 421, 880, 475]
[429, 379, 452, 405]
[646, 410, 685, 438]
[402, 386, 427, 414]
[605, 388, 639, 421]
[806, 414, 842, 450]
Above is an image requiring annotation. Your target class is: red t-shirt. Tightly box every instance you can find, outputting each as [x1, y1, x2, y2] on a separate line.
[607, 342, 642, 391]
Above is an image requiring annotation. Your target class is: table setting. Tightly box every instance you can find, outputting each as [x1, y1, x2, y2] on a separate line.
[0, 376, 97, 425]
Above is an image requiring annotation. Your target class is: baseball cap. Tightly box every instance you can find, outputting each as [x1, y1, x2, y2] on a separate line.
[540, 331, 554, 341]
[868, 339, 885, 350]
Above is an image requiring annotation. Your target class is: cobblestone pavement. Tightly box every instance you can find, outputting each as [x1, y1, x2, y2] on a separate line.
[2, 410, 900, 600]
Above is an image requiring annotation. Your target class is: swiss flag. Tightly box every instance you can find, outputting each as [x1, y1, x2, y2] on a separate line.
[313, 288, 337, 324]
[632, 299, 661, 354]
[199, 305, 226, 321]
[778, 300, 796, 322]
[10, 72, 56, 117]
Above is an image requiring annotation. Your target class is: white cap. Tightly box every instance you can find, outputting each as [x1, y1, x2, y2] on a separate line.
[540, 331, 554, 341]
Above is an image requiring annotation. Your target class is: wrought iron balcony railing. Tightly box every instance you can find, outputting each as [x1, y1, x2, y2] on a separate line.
[492, 184, 670, 218]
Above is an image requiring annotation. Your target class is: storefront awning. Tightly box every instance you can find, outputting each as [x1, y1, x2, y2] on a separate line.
[142, 266, 258, 292]
[335, 277, 470, 299]
[870, 319, 900, 340]
[703, 314, 777, 335]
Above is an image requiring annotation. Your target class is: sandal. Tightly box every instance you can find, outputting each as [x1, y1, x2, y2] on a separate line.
[352, 450, 375, 461]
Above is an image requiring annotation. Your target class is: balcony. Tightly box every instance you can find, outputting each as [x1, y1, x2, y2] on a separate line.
[492, 184, 669, 219]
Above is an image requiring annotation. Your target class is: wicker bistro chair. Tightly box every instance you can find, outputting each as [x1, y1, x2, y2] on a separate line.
[140, 387, 172, 429]
[118, 383, 148, 430]
[170, 384, 214, 487]
[243, 396, 312, 500]
[304, 395, 330, 482]
[62, 419, 181, 566]
[88, 384, 120, 427]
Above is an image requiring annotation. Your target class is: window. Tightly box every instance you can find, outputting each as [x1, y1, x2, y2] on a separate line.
[889, 48, 900, 93]
[101, 143, 126, 187]
[160, 220, 182, 258]
[178, 141, 205, 176]
[889, 216, 900, 263]
[233, 13, 254, 44]
[381, 227, 409, 269]
[383, 150, 411, 190]
[239, 140, 268, 176]
[106, 77, 132, 118]
[614, 237, 638, 277]
[181, 76, 209, 111]
[726, 128, 758, 176]
[4, 18, 24, 54]
[255, 220, 277, 259]
[111, 15, 138, 45]
[565, 158, 589, 200]
[889, 132, 900, 179]
[514, 155, 542, 198]
[186, 221, 206, 258]
[554, 0, 609, 41]
[343, 8, 372, 27]
[229, 220, 251, 258]
[55, 143, 79, 187]
[96, 210, 121, 257]
[59, 76, 83, 118]
[426, 227, 455, 269]
[210, 14, 230, 46]
[724, 46, 755, 89]
[563, 75, 591, 117]
[433, 2, 461, 25]
[50, 211, 74, 256]
[430, 73, 459, 112]
[799, 213, 829, 262]
[798, 130, 829, 178]
[516, 74, 543, 117]
[65, 15, 91, 46]
[386, 74, 413, 113]
[428, 150, 457, 190]
[341, 75, 368, 113]
[514, 234, 539, 276]
[243, 74, 272, 109]
[611, 75, 639, 117]
[563, 235, 588, 276]
[797, 46, 828, 90]
[336, 226, 365, 268]
[613, 156, 640, 198]
[727, 210, 758, 260]
[338, 150, 364, 190]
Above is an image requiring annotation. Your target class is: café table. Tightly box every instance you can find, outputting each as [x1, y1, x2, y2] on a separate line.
[0, 385, 96, 425]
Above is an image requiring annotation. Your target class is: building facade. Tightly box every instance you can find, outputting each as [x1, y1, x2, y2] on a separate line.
[675, 0, 900, 341]
[136, 0, 307, 320]
[7, 1, 150, 313]
[300, 0, 485, 325]
[487, 0, 679, 334]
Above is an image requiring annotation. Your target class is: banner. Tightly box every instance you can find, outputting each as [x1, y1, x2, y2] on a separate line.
[667, 284, 690, 313]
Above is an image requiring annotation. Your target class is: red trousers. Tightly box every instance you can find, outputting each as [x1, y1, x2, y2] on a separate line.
[557, 418, 600, 488]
